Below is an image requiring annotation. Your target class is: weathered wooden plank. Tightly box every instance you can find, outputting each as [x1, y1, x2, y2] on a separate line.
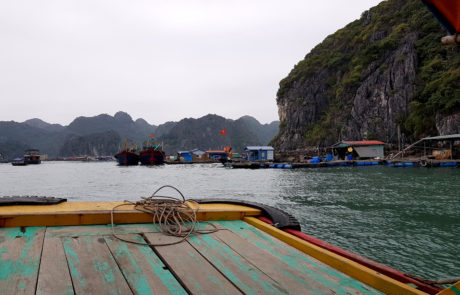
[105, 234, 187, 295]
[144, 233, 242, 295]
[214, 227, 374, 294]
[45, 223, 159, 238]
[213, 229, 329, 294]
[219, 220, 380, 294]
[0, 227, 46, 295]
[36, 237, 74, 295]
[186, 232, 289, 294]
[62, 235, 133, 294]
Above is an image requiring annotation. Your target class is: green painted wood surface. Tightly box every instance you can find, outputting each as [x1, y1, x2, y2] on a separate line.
[62, 235, 133, 294]
[187, 232, 288, 294]
[0, 221, 383, 294]
[36, 237, 74, 295]
[105, 234, 187, 295]
[144, 232, 242, 295]
[45, 223, 159, 238]
[213, 228, 340, 294]
[217, 220, 381, 294]
[0, 227, 45, 295]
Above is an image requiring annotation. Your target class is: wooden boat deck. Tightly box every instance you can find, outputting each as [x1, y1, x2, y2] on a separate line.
[0, 220, 381, 294]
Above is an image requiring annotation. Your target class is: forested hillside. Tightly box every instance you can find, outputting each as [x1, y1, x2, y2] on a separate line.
[0, 113, 278, 159]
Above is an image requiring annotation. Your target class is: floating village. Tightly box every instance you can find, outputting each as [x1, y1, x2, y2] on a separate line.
[8, 133, 460, 169]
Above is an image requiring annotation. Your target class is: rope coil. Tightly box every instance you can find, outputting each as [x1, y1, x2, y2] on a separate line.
[111, 185, 219, 246]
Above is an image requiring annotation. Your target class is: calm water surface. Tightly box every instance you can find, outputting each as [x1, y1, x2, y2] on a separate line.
[1, 161, 459, 280]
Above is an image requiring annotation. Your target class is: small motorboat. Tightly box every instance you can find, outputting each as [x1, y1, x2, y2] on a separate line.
[11, 157, 27, 166]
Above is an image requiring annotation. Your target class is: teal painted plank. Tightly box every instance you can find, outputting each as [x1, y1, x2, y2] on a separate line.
[46, 223, 160, 238]
[218, 220, 381, 294]
[213, 228, 340, 294]
[187, 232, 288, 295]
[105, 234, 186, 295]
[0, 227, 46, 295]
[144, 233, 242, 295]
[62, 235, 133, 294]
[36, 237, 74, 295]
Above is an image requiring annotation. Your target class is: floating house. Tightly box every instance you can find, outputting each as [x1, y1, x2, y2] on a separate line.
[178, 149, 207, 162]
[330, 141, 385, 160]
[207, 147, 232, 161]
[391, 134, 460, 160]
[206, 150, 228, 160]
[244, 146, 274, 161]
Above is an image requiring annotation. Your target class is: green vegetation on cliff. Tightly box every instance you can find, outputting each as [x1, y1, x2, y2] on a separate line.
[277, 0, 459, 146]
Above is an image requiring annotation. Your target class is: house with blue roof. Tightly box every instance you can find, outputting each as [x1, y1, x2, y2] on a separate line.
[244, 146, 274, 161]
[177, 149, 207, 162]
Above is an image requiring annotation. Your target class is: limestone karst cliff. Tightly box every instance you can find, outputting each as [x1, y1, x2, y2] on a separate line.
[272, 0, 460, 151]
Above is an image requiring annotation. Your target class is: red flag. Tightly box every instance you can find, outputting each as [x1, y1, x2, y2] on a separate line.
[149, 133, 154, 138]
[220, 129, 226, 135]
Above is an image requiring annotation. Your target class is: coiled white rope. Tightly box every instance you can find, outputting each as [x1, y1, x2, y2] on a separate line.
[111, 185, 219, 246]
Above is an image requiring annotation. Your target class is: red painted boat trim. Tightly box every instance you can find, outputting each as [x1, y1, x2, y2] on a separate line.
[257, 216, 442, 295]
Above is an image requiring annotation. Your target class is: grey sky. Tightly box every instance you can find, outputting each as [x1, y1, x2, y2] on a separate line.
[0, 0, 381, 126]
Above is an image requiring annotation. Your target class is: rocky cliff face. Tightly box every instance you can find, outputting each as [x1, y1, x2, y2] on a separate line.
[346, 33, 417, 143]
[436, 113, 460, 135]
[273, 0, 460, 151]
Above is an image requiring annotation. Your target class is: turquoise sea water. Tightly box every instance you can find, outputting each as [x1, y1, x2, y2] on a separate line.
[1, 161, 458, 280]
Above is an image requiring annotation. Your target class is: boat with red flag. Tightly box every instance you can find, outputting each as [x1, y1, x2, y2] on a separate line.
[139, 135, 165, 165]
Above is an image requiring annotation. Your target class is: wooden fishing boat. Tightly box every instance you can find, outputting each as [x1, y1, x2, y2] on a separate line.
[0, 191, 457, 295]
[115, 139, 139, 166]
[139, 141, 165, 165]
[23, 149, 41, 164]
[114, 150, 139, 166]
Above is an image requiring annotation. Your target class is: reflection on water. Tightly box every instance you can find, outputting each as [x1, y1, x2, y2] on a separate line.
[1, 162, 459, 279]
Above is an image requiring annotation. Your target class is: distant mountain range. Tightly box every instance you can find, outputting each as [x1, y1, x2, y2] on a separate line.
[0, 112, 279, 159]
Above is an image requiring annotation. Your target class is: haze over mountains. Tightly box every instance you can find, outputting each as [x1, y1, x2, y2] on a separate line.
[0, 112, 279, 160]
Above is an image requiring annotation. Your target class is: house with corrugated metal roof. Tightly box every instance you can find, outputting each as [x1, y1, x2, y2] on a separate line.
[177, 149, 207, 162]
[244, 146, 274, 161]
[330, 141, 385, 160]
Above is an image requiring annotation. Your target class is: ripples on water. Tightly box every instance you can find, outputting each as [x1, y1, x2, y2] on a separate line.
[1, 161, 459, 279]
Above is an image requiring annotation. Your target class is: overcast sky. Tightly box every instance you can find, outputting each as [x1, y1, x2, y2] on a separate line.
[0, 0, 382, 126]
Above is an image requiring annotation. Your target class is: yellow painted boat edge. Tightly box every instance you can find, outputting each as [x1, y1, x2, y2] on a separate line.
[436, 281, 460, 295]
[0, 202, 261, 227]
[244, 216, 429, 295]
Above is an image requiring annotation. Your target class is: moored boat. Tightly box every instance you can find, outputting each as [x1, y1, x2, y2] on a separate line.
[23, 149, 41, 164]
[0, 187, 457, 295]
[114, 150, 139, 165]
[115, 139, 139, 165]
[139, 141, 165, 165]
